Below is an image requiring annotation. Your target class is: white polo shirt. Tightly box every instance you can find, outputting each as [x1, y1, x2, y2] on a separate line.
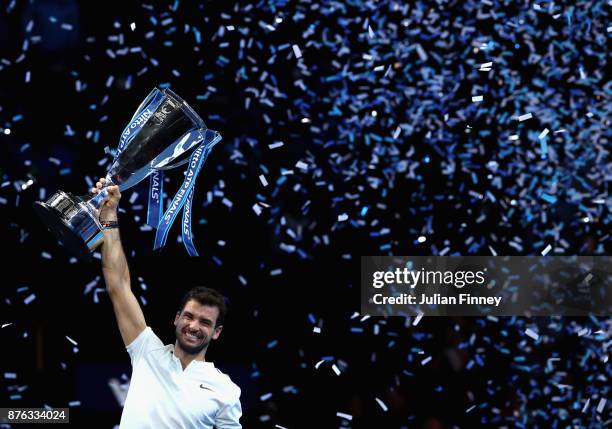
[119, 327, 242, 428]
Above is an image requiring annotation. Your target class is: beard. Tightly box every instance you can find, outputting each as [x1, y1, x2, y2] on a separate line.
[175, 326, 210, 355]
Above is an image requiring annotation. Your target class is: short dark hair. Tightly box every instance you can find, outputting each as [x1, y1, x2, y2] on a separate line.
[178, 286, 228, 327]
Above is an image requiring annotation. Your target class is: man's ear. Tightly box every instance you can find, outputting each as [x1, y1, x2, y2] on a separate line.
[173, 311, 180, 326]
[212, 325, 223, 340]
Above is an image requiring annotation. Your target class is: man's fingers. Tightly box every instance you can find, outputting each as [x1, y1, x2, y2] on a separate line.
[100, 178, 106, 184]
[108, 186, 121, 199]
[91, 187, 99, 194]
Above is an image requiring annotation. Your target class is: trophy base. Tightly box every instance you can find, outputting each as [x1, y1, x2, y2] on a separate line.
[33, 191, 104, 261]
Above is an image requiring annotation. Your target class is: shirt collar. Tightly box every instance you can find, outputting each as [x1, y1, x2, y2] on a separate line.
[165, 344, 215, 370]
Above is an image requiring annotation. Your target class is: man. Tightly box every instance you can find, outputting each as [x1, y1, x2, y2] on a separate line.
[92, 177, 242, 428]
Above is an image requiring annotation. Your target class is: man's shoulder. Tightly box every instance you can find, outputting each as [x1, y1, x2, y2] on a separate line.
[140, 328, 170, 352]
[127, 327, 168, 361]
[213, 367, 241, 400]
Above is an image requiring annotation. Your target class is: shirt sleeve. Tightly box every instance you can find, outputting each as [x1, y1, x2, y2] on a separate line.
[125, 326, 164, 367]
[215, 393, 242, 429]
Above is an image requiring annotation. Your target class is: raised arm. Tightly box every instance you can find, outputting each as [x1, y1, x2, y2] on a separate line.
[93, 178, 146, 347]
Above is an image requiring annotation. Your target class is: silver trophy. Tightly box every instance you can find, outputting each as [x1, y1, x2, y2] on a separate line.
[34, 88, 219, 260]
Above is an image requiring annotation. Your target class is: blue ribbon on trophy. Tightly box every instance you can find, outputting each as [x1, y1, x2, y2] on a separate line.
[152, 132, 218, 256]
[115, 89, 221, 256]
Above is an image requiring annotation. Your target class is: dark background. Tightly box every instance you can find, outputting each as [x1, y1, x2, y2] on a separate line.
[1, 0, 610, 427]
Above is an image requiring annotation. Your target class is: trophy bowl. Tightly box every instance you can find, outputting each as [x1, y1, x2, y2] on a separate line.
[34, 88, 219, 261]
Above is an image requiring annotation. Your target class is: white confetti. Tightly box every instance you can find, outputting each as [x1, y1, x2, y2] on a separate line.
[268, 141, 284, 149]
[392, 126, 402, 139]
[596, 398, 606, 413]
[336, 412, 353, 421]
[292, 44, 302, 59]
[582, 398, 590, 413]
[375, 397, 388, 412]
[412, 312, 424, 326]
[525, 328, 539, 340]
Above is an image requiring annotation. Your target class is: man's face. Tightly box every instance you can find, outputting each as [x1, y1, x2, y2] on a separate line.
[173, 300, 223, 355]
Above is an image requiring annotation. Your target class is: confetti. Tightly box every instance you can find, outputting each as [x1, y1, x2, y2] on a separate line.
[525, 328, 539, 341]
[291, 44, 302, 59]
[538, 128, 549, 139]
[375, 397, 388, 412]
[412, 312, 424, 326]
[336, 412, 352, 421]
[541, 244, 552, 256]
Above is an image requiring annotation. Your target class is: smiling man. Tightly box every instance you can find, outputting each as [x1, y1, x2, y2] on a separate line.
[92, 177, 242, 428]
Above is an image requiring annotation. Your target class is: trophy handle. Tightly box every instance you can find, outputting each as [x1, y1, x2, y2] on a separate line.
[155, 157, 190, 171]
[152, 129, 221, 171]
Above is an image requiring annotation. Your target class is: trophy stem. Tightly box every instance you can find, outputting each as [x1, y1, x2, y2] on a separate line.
[84, 176, 116, 211]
